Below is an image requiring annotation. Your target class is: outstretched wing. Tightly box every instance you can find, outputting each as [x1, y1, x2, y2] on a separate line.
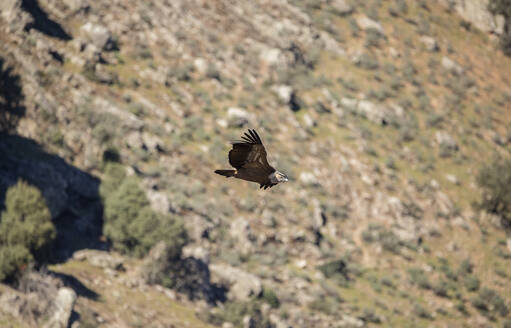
[228, 129, 275, 174]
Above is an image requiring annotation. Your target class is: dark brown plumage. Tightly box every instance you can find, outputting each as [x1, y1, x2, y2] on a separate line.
[215, 129, 288, 189]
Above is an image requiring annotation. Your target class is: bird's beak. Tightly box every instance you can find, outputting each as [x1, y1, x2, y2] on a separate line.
[284, 177, 289, 182]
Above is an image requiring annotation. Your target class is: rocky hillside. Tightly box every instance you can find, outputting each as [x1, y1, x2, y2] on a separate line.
[1, 0, 511, 327]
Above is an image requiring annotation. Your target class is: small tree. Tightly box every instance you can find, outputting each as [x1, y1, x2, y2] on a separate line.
[102, 169, 188, 257]
[0, 180, 55, 281]
[103, 177, 149, 254]
[476, 157, 511, 227]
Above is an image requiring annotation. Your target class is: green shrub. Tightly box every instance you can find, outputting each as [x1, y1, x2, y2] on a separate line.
[408, 268, 431, 290]
[101, 167, 187, 257]
[464, 275, 480, 292]
[365, 29, 383, 48]
[359, 308, 381, 323]
[457, 258, 474, 275]
[318, 258, 349, 285]
[395, 0, 408, 14]
[0, 181, 55, 281]
[471, 287, 509, 316]
[308, 297, 340, 316]
[433, 280, 449, 298]
[476, 157, 511, 227]
[356, 53, 379, 70]
[260, 287, 280, 309]
[413, 304, 432, 319]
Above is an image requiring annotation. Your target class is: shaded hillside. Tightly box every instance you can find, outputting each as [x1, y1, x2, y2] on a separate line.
[1, 0, 511, 327]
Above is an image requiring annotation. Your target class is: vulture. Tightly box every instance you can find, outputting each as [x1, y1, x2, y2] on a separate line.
[215, 129, 289, 189]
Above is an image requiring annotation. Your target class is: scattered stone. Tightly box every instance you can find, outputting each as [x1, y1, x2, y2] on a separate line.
[340, 97, 358, 112]
[73, 249, 124, 271]
[272, 85, 294, 104]
[193, 58, 208, 75]
[260, 48, 284, 66]
[356, 16, 385, 34]
[227, 107, 252, 128]
[388, 47, 400, 58]
[435, 131, 458, 150]
[356, 100, 394, 125]
[441, 56, 463, 75]
[302, 113, 316, 128]
[445, 174, 460, 185]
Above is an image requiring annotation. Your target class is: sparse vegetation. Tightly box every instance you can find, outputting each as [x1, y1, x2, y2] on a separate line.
[0, 181, 55, 282]
[476, 157, 511, 227]
[2, 0, 511, 327]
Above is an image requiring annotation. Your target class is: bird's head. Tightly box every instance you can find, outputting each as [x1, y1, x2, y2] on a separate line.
[275, 171, 289, 183]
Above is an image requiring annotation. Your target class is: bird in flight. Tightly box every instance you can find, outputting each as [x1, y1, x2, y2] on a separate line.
[215, 129, 289, 189]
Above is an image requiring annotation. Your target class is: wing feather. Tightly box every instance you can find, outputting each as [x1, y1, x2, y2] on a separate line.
[227, 129, 275, 174]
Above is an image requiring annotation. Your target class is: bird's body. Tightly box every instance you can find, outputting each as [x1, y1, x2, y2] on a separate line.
[215, 129, 288, 189]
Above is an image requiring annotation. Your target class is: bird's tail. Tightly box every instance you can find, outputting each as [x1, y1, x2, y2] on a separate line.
[214, 170, 235, 177]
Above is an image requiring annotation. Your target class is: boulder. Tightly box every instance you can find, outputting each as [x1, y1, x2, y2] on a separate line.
[44, 288, 77, 328]
[80, 22, 117, 51]
[210, 264, 262, 301]
[356, 100, 396, 125]
[437, 0, 505, 34]
[272, 85, 294, 104]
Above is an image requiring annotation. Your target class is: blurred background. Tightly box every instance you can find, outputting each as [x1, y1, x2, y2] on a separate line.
[1, 0, 511, 327]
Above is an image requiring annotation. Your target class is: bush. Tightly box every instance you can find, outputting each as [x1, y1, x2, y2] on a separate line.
[408, 268, 431, 290]
[355, 53, 379, 70]
[476, 157, 511, 227]
[464, 275, 480, 292]
[101, 166, 187, 257]
[261, 287, 280, 309]
[433, 280, 450, 298]
[318, 258, 349, 285]
[0, 181, 55, 281]
[413, 304, 432, 319]
[471, 287, 509, 316]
